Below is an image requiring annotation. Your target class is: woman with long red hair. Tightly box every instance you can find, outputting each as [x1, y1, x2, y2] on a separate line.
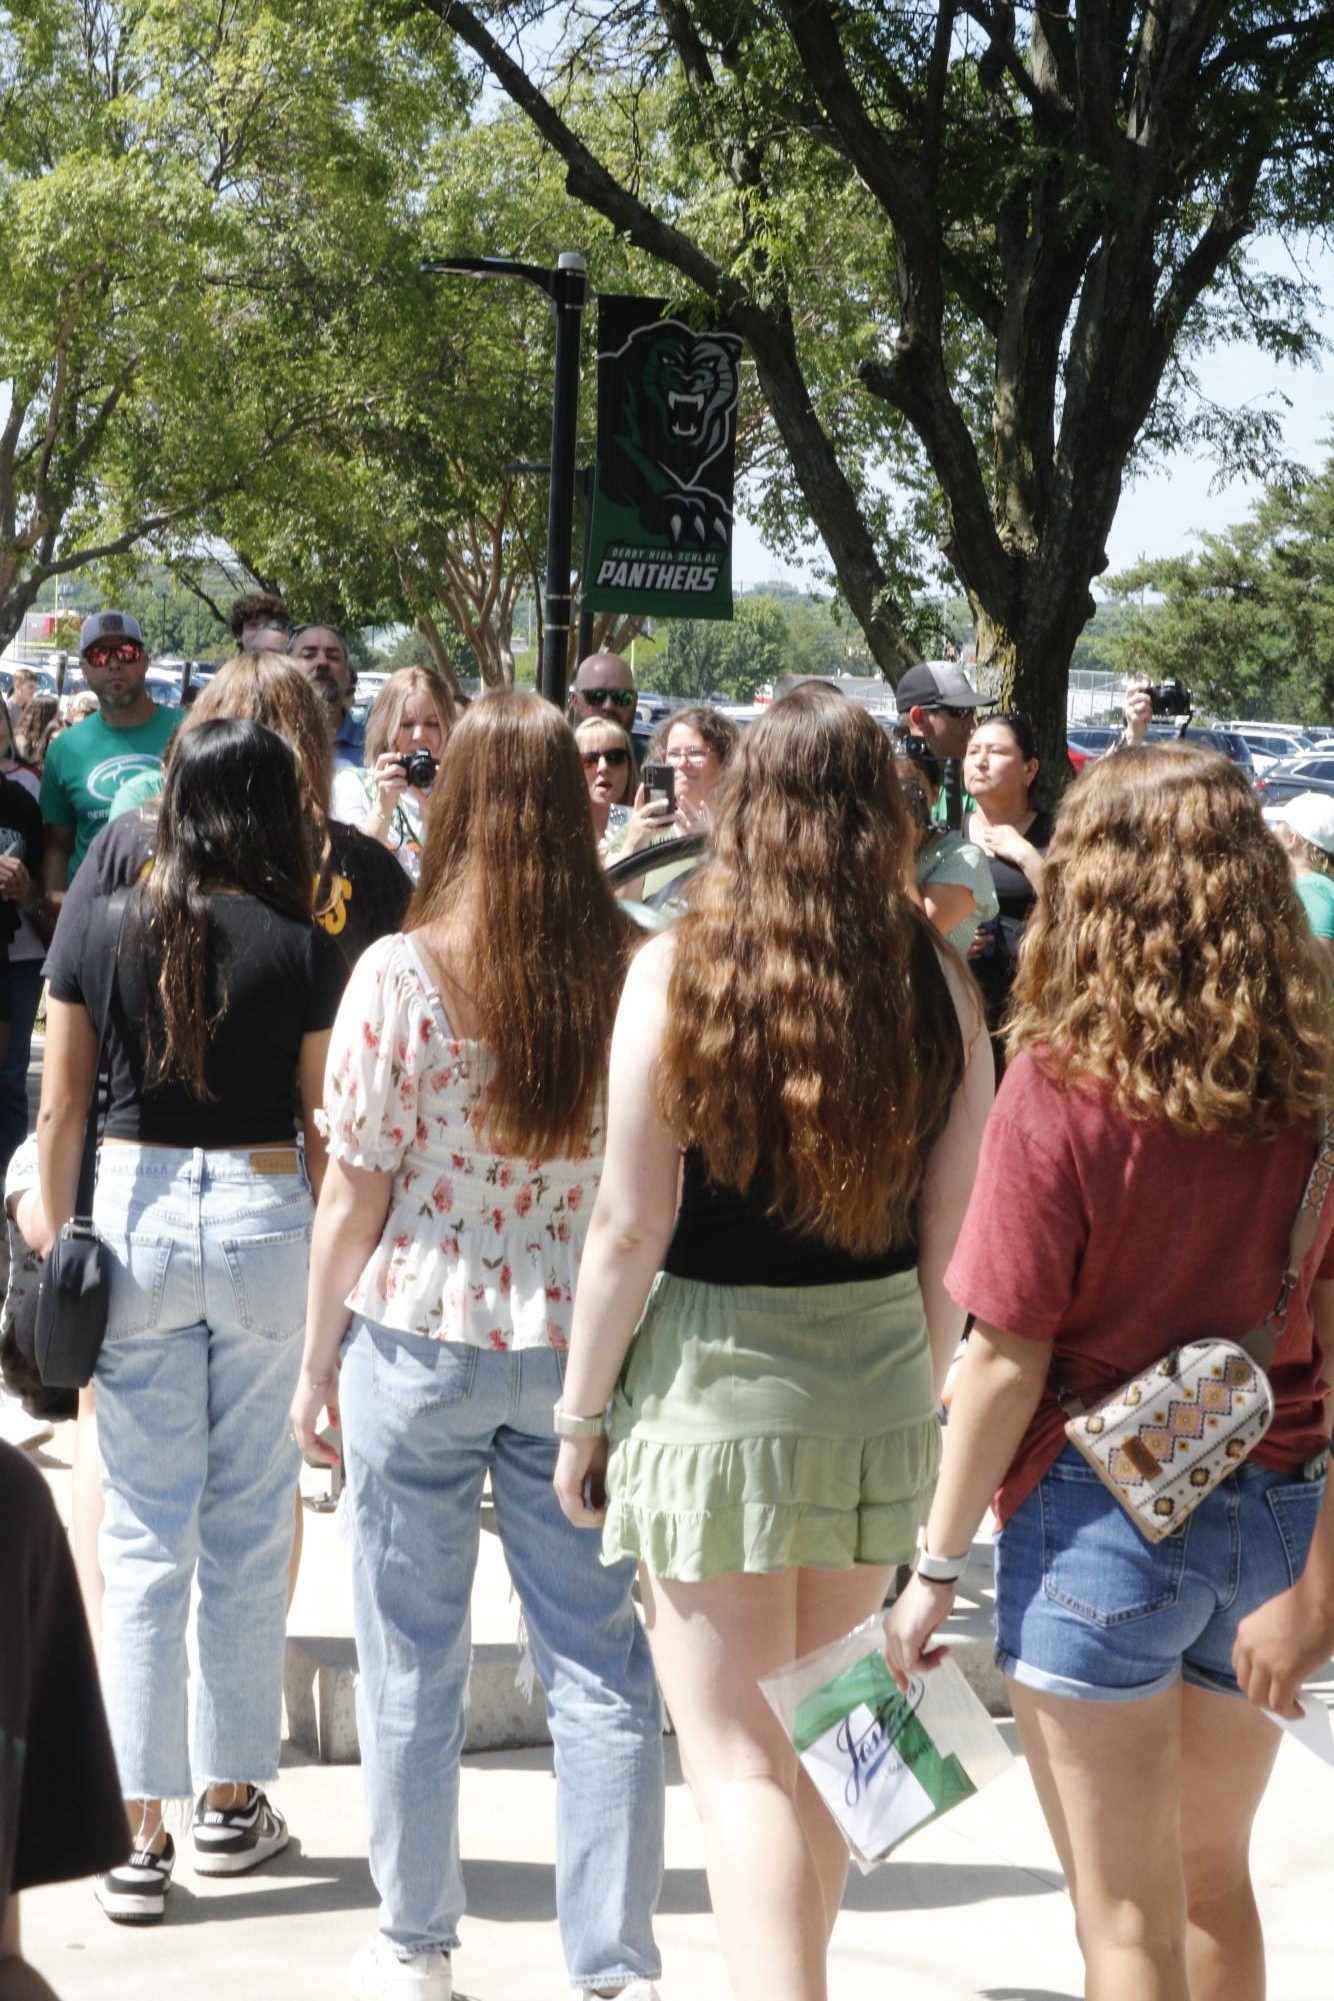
[555, 684, 993, 2001]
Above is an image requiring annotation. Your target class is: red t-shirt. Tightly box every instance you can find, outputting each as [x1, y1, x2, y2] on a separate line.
[947, 1053, 1334, 1526]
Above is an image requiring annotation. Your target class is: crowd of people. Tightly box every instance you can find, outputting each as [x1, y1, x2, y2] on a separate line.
[2, 608, 1333, 2001]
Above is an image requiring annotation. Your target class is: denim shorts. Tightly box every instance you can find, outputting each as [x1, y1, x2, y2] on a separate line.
[994, 1443, 1327, 1703]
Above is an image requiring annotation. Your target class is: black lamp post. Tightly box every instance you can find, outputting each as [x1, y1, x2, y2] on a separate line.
[421, 251, 587, 710]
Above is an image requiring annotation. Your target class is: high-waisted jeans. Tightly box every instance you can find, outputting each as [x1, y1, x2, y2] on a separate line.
[92, 1144, 312, 1801]
[340, 1319, 664, 1984]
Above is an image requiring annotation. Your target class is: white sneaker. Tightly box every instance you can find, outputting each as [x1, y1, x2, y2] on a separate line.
[580, 1986, 662, 2001]
[349, 1936, 452, 2000]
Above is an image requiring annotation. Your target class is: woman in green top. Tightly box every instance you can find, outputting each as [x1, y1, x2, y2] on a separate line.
[1264, 791, 1334, 968]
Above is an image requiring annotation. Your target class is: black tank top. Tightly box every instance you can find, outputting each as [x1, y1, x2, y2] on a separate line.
[662, 921, 961, 1288]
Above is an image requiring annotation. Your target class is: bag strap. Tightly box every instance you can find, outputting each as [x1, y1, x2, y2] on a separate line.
[1242, 1107, 1334, 1373]
[399, 931, 456, 1041]
[73, 887, 133, 1221]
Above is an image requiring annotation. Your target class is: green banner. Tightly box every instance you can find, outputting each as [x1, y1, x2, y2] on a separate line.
[583, 295, 742, 621]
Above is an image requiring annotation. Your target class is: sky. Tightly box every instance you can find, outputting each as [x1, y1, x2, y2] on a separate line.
[731, 242, 1334, 594]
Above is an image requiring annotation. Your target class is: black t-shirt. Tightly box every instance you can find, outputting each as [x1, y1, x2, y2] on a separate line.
[45, 807, 409, 987]
[0, 1442, 129, 1927]
[663, 921, 962, 1286]
[968, 807, 1054, 1024]
[47, 886, 344, 1146]
[0, 776, 43, 950]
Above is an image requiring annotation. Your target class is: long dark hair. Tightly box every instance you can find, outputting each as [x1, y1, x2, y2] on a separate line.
[407, 690, 636, 1157]
[141, 719, 316, 1096]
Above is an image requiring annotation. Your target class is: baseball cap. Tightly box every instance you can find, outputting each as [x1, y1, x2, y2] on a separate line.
[1263, 792, 1334, 856]
[895, 662, 994, 712]
[79, 611, 144, 655]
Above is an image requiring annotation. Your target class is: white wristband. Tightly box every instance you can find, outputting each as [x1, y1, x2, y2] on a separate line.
[913, 1527, 969, 1583]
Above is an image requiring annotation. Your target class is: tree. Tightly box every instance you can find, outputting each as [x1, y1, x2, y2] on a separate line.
[0, 2, 462, 651]
[641, 593, 791, 699]
[1105, 460, 1334, 722]
[415, 2, 1334, 784]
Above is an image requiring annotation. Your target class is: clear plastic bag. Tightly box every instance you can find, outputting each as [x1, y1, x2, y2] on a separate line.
[759, 1613, 1013, 1869]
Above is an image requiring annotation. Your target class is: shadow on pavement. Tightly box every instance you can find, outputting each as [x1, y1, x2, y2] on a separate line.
[460, 1857, 1063, 1923]
[148, 1846, 375, 1926]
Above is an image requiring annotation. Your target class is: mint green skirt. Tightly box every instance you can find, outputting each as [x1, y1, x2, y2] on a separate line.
[602, 1268, 940, 1581]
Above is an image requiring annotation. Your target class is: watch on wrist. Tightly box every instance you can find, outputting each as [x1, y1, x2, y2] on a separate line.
[913, 1525, 969, 1584]
[552, 1399, 606, 1440]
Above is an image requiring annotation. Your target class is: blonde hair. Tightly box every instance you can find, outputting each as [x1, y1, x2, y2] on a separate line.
[574, 714, 635, 805]
[1009, 745, 1333, 1138]
[180, 652, 334, 903]
[364, 667, 456, 767]
[655, 684, 966, 1255]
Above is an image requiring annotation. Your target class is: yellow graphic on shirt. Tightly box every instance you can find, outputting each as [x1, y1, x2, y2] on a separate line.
[317, 872, 352, 937]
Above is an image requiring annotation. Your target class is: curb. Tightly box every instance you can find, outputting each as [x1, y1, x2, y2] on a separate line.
[284, 1628, 1009, 1765]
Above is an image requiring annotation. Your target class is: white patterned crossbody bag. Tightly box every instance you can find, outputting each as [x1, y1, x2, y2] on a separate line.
[1058, 1118, 1334, 1545]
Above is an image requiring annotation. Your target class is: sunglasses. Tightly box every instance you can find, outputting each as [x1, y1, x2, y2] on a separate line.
[923, 702, 980, 720]
[84, 641, 143, 668]
[581, 747, 630, 769]
[576, 686, 636, 710]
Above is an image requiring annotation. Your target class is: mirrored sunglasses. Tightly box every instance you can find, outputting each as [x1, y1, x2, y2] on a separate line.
[577, 686, 636, 709]
[84, 641, 143, 668]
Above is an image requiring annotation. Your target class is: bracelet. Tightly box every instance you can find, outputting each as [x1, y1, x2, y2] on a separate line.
[553, 1399, 606, 1440]
[913, 1526, 969, 1584]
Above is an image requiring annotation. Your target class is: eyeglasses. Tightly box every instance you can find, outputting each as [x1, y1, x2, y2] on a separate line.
[84, 641, 143, 668]
[923, 703, 978, 720]
[665, 746, 711, 766]
[576, 686, 636, 709]
[581, 747, 630, 769]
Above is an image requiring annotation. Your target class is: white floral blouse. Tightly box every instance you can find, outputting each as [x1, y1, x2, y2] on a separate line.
[318, 933, 603, 1350]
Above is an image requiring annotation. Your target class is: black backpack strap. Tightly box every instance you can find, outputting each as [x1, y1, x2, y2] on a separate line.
[72, 886, 133, 1220]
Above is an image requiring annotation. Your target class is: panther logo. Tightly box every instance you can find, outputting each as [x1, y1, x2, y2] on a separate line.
[600, 320, 741, 549]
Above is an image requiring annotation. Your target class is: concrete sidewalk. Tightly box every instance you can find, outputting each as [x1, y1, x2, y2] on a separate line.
[20, 1421, 1334, 2000]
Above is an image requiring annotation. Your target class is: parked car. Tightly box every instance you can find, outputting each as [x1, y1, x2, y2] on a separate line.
[1254, 751, 1334, 805]
[1226, 726, 1316, 774]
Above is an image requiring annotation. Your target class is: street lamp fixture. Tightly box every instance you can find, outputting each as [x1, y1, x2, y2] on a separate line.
[422, 251, 587, 711]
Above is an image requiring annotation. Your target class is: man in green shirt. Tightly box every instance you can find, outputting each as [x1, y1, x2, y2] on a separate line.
[39, 612, 180, 899]
[895, 662, 995, 828]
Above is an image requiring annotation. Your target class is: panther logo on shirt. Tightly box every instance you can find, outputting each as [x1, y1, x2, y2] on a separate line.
[85, 754, 171, 803]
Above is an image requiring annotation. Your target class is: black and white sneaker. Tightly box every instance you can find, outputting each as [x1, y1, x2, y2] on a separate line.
[192, 1786, 289, 1876]
[95, 1834, 175, 1924]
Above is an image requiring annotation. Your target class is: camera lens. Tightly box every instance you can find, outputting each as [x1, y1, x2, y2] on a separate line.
[402, 749, 438, 791]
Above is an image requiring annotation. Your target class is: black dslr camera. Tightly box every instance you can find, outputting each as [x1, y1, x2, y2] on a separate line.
[400, 748, 439, 791]
[1146, 678, 1192, 717]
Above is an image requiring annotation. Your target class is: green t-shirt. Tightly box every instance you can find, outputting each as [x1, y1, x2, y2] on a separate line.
[39, 705, 180, 881]
[1295, 869, 1334, 941]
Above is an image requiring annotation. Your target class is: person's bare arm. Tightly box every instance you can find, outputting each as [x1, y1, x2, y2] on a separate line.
[916, 952, 994, 1389]
[40, 823, 73, 901]
[1233, 1277, 1334, 1714]
[298, 1030, 331, 1197]
[289, 1153, 395, 1465]
[554, 932, 682, 1527]
[34, 997, 99, 1253]
[0, 1900, 61, 2001]
[884, 1320, 1050, 1686]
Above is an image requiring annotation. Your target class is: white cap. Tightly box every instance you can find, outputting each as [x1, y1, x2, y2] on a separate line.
[1263, 791, 1334, 856]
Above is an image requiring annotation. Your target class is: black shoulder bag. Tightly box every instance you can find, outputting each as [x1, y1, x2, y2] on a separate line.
[35, 888, 133, 1388]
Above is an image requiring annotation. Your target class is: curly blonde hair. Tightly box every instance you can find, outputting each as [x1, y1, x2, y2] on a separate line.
[655, 684, 967, 1255]
[1008, 744, 1333, 1137]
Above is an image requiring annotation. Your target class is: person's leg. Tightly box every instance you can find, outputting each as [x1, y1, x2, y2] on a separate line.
[490, 1349, 663, 1993]
[71, 1383, 104, 1647]
[339, 1321, 493, 1957]
[641, 1565, 833, 2001]
[1178, 1686, 1281, 1997]
[1010, 1679, 1190, 2001]
[792, 1564, 895, 1939]
[191, 1162, 310, 1801]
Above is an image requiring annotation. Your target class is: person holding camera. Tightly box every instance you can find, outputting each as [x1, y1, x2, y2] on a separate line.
[335, 667, 456, 881]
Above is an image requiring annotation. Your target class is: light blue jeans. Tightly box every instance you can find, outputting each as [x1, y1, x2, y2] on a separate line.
[93, 1144, 311, 1801]
[340, 1320, 664, 1985]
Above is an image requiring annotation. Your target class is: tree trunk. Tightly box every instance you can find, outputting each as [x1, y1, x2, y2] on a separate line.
[414, 613, 465, 703]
